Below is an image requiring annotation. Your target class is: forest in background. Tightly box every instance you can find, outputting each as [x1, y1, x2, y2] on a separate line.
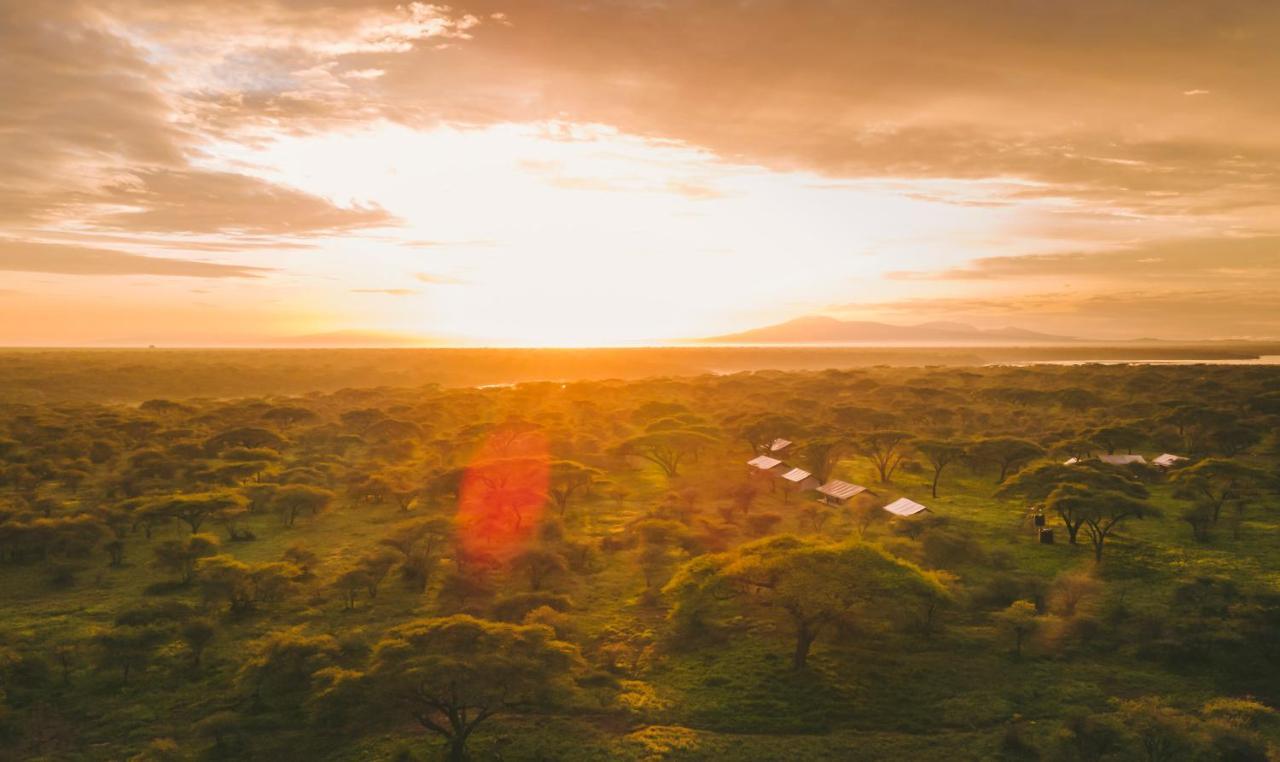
[0, 357, 1278, 760]
[2, 345, 1279, 404]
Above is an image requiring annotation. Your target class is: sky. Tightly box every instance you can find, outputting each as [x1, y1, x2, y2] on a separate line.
[1, 0, 1278, 346]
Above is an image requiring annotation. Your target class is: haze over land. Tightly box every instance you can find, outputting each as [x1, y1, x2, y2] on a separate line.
[2, 1, 1280, 346]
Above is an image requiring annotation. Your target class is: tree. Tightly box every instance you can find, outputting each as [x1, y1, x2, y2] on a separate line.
[152, 533, 220, 584]
[93, 625, 169, 682]
[794, 437, 844, 483]
[179, 619, 216, 667]
[1114, 697, 1204, 762]
[914, 439, 968, 498]
[851, 430, 914, 483]
[381, 516, 454, 592]
[972, 437, 1044, 484]
[665, 536, 946, 669]
[273, 484, 334, 528]
[510, 547, 569, 591]
[621, 428, 716, 479]
[993, 600, 1039, 657]
[1047, 485, 1157, 561]
[547, 460, 602, 517]
[237, 627, 339, 707]
[360, 616, 581, 762]
[145, 492, 247, 534]
[998, 462, 1149, 544]
[1170, 459, 1269, 524]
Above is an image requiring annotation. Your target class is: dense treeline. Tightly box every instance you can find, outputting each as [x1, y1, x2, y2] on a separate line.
[0, 362, 1278, 760]
[1, 345, 1277, 404]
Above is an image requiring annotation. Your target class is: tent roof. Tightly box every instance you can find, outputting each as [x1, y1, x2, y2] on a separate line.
[747, 455, 783, 470]
[882, 497, 929, 517]
[817, 479, 867, 500]
[781, 467, 815, 483]
[1099, 454, 1147, 465]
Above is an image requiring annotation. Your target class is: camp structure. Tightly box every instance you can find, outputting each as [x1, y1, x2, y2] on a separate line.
[746, 454, 785, 474]
[1152, 453, 1188, 469]
[769, 438, 793, 453]
[1063, 457, 1081, 466]
[1098, 454, 1147, 466]
[881, 497, 930, 518]
[779, 467, 820, 491]
[815, 479, 868, 506]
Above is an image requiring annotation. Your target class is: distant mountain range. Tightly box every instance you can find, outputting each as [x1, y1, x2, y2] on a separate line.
[699, 316, 1082, 344]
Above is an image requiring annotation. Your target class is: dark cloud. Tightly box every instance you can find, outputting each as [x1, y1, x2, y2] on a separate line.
[0, 241, 272, 278]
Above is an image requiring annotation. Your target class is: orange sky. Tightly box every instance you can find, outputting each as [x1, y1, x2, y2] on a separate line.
[1, 1, 1278, 345]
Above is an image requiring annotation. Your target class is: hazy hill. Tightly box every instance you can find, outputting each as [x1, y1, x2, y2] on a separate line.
[700, 315, 1080, 344]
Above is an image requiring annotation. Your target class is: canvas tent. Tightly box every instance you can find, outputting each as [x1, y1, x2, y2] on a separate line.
[769, 438, 793, 453]
[882, 497, 930, 517]
[1152, 453, 1188, 469]
[780, 467, 820, 491]
[747, 454, 784, 472]
[1099, 454, 1147, 466]
[816, 479, 868, 506]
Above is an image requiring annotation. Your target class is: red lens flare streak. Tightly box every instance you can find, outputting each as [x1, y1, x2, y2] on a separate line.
[455, 423, 550, 561]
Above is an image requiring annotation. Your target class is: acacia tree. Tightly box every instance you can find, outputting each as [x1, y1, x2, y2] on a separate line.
[621, 429, 716, 479]
[273, 484, 334, 528]
[665, 536, 945, 669]
[998, 462, 1148, 544]
[1169, 459, 1269, 524]
[152, 533, 221, 584]
[851, 430, 915, 484]
[380, 516, 454, 593]
[510, 547, 569, 591]
[1047, 485, 1156, 561]
[795, 437, 845, 483]
[994, 600, 1039, 658]
[145, 492, 247, 534]
[547, 460, 602, 517]
[358, 616, 581, 762]
[914, 439, 968, 498]
[972, 437, 1045, 484]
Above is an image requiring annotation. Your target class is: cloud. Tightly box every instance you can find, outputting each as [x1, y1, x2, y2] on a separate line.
[414, 272, 465, 285]
[95, 169, 395, 234]
[351, 288, 419, 296]
[0, 241, 272, 278]
[0, 2, 398, 235]
[840, 288, 1280, 340]
[888, 236, 1280, 283]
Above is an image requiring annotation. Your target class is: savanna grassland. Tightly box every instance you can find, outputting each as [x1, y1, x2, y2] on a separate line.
[1, 355, 1278, 761]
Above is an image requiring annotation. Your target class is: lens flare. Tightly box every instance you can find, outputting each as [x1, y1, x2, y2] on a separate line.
[455, 422, 550, 561]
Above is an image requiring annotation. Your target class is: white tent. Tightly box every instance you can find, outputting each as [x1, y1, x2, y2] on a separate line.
[769, 438, 793, 453]
[1152, 453, 1188, 469]
[882, 497, 930, 517]
[816, 479, 868, 504]
[1099, 454, 1146, 466]
[747, 454, 784, 471]
[780, 467, 820, 490]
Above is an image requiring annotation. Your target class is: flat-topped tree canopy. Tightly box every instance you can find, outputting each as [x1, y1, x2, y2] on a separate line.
[882, 497, 930, 517]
